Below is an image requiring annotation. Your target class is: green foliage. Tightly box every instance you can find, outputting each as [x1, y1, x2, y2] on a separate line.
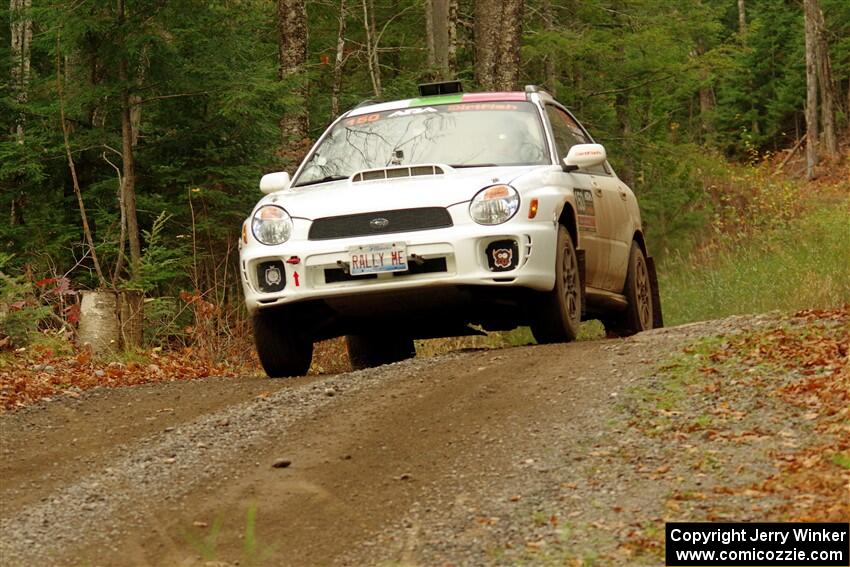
[1, 0, 847, 338]
[0, 254, 52, 347]
[660, 203, 850, 326]
[131, 211, 189, 294]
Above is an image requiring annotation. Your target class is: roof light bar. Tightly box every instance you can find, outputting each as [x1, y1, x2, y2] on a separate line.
[418, 80, 463, 97]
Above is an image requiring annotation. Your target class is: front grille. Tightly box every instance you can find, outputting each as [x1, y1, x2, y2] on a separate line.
[309, 207, 452, 240]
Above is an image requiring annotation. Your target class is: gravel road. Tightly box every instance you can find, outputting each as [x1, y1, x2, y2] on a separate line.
[0, 313, 824, 566]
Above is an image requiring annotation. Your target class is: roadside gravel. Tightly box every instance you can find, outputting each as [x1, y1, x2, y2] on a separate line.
[342, 313, 790, 566]
[0, 354, 460, 566]
[3, 311, 830, 567]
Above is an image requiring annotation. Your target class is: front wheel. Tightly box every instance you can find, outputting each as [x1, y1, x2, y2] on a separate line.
[530, 225, 582, 344]
[346, 334, 415, 370]
[253, 308, 313, 378]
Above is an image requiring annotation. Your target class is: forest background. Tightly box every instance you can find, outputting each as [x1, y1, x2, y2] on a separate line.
[1, 0, 848, 380]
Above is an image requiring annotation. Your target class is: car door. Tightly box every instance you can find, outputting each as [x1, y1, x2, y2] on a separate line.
[543, 104, 608, 290]
[545, 104, 630, 291]
[592, 172, 634, 292]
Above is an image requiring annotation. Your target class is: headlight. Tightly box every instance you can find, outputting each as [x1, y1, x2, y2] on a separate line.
[469, 185, 520, 225]
[252, 205, 293, 245]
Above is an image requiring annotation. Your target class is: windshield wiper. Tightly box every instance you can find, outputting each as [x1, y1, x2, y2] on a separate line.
[293, 175, 348, 188]
[448, 163, 499, 168]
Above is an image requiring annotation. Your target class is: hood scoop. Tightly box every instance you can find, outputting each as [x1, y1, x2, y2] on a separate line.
[352, 164, 446, 183]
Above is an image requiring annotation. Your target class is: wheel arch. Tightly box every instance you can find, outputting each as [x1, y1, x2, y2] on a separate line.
[633, 229, 648, 256]
[557, 202, 578, 246]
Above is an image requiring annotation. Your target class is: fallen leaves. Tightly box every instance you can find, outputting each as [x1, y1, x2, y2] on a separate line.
[0, 344, 256, 411]
[662, 306, 850, 522]
[0, 332, 358, 411]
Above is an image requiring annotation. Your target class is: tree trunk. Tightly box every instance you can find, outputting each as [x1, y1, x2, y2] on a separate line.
[331, 0, 347, 118]
[813, 1, 837, 157]
[542, 0, 556, 93]
[496, 0, 523, 90]
[119, 65, 141, 280]
[9, 0, 32, 142]
[474, 0, 498, 90]
[427, 0, 451, 78]
[694, 42, 714, 135]
[425, 0, 435, 69]
[78, 291, 120, 353]
[362, 0, 381, 97]
[278, 0, 308, 143]
[447, 0, 457, 75]
[118, 289, 144, 350]
[737, 0, 746, 35]
[118, 0, 141, 280]
[77, 290, 143, 354]
[129, 46, 147, 148]
[804, 0, 819, 180]
[474, 0, 523, 91]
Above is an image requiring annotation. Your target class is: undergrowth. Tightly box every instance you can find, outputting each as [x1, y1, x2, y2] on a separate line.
[660, 202, 850, 325]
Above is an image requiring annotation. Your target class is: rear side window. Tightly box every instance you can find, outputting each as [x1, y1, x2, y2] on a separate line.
[545, 105, 609, 175]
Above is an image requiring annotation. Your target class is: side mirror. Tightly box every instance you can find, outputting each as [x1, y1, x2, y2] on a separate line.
[259, 171, 291, 194]
[562, 144, 607, 172]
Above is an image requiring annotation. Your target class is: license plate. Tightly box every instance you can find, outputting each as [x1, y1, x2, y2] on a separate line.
[349, 243, 408, 276]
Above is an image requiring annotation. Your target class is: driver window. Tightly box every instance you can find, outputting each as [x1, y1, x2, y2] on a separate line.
[545, 105, 609, 175]
[545, 105, 584, 158]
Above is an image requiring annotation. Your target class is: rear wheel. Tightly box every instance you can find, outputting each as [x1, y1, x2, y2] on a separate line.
[603, 241, 653, 336]
[346, 334, 416, 370]
[253, 308, 313, 378]
[530, 225, 582, 344]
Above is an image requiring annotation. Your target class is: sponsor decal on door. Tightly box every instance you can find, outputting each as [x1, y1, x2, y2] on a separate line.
[575, 188, 597, 232]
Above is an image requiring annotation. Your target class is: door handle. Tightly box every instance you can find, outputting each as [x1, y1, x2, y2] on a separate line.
[594, 187, 603, 197]
[618, 185, 628, 200]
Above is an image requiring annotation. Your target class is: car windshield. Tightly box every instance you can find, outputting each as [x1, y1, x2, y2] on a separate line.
[293, 101, 549, 187]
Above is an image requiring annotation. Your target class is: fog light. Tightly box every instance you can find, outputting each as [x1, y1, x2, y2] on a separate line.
[485, 240, 519, 272]
[256, 260, 286, 293]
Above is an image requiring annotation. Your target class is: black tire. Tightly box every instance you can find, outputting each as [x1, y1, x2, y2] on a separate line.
[252, 308, 313, 378]
[346, 334, 415, 370]
[604, 242, 654, 336]
[530, 225, 582, 344]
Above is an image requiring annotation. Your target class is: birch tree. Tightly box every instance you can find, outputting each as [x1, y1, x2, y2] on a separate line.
[737, 0, 746, 35]
[331, 0, 347, 117]
[362, 0, 381, 97]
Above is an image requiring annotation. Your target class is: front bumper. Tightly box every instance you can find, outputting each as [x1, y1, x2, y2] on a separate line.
[240, 217, 558, 313]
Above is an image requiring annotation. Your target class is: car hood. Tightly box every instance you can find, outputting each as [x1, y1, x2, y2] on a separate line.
[255, 165, 540, 220]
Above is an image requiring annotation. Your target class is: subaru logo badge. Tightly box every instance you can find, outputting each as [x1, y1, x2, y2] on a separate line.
[369, 217, 390, 230]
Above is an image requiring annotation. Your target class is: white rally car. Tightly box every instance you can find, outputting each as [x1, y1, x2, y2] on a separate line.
[240, 82, 662, 377]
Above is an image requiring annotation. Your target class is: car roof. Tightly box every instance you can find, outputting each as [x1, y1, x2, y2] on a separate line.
[346, 91, 536, 117]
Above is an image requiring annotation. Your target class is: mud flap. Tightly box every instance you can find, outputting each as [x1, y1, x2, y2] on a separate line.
[646, 256, 664, 329]
[576, 249, 586, 318]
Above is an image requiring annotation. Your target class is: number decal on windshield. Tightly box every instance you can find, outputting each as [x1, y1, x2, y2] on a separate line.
[344, 114, 380, 127]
